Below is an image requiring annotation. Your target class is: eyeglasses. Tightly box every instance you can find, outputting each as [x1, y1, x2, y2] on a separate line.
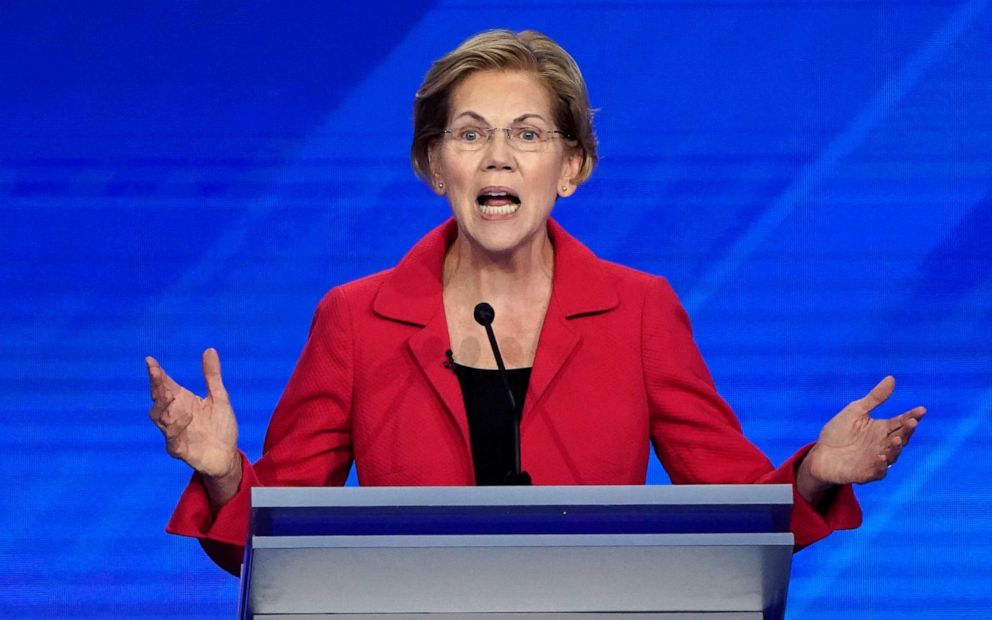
[441, 125, 571, 152]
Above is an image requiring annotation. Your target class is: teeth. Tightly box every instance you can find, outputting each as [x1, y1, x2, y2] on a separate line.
[478, 202, 520, 216]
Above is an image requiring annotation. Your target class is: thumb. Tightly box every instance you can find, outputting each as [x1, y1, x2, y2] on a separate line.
[201, 348, 228, 400]
[856, 375, 896, 414]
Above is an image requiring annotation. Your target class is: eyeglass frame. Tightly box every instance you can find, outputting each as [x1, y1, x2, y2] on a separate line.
[440, 125, 573, 152]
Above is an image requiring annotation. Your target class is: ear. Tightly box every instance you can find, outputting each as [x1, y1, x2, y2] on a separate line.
[428, 146, 447, 196]
[557, 148, 583, 198]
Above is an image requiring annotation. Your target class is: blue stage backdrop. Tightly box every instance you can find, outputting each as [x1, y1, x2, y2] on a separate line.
[1, 1, 989, 617]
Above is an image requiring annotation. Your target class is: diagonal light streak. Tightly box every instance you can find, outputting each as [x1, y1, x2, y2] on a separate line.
[788, 386, 992, 617]
[669, 1, 989, 615]
[683, 0, 990, 316]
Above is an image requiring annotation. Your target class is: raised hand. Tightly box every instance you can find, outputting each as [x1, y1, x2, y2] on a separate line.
[146, 348, 240, 480]
[799, 376, 925, 501]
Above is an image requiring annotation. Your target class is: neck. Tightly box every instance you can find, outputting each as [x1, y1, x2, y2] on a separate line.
[443, 229, 554, 300]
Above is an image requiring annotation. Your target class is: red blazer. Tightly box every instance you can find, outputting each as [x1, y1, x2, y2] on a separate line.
[168, 218, 861, 575]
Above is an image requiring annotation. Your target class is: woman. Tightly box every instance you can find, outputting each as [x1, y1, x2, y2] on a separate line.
[147, 30, 925, 576]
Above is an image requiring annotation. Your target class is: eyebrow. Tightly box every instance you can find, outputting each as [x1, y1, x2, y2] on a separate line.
[451, 111, 549, 125]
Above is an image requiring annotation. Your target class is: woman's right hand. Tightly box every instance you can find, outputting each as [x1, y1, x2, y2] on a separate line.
[146, 348, 240, 483]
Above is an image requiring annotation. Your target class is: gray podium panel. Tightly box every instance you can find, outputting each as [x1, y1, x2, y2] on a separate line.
[250, 484, 793, 509]
[249, 533, 791, 617]
[242, 486, 794, 619]
[259, 615, 761, 620]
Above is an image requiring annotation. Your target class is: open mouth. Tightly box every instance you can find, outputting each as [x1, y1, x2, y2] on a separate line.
[476, 189, 521, 217]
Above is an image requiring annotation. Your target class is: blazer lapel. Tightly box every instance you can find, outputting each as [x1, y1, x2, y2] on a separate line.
[373, 220, 472, 454]
[407, 312, 471, 451]
[522, 220, 619, 432]
[522, 293, 579, 433]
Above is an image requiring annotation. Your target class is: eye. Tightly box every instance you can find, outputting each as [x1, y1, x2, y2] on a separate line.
[515, 127, 543, 142]
[458, 127, 484, 142]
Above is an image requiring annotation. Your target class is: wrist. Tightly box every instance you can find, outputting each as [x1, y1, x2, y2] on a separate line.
[203, 449, 242, 510]
[797, 445, 833, 505]
[216, 448, 241, 481]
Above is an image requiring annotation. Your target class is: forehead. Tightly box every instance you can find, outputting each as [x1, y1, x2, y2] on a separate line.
[449, 70, 554, 122]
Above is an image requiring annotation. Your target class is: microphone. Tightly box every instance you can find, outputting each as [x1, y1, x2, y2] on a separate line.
[473, 302, 532, 485]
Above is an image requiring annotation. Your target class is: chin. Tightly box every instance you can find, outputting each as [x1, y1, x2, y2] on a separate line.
[470, 222, 545, 256]
[469, 232, 524, 256]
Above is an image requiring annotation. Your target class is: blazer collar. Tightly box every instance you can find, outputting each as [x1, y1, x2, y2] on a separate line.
[372, 217, 619, 326]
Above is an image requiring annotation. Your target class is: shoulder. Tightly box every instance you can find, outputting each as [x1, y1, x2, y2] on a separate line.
[314, 218, 454, 315]
[549, 219, 683, 318]
[312, 268, 393, 319]
[595, 257, 671, 289]
[578, 253, 683, 310]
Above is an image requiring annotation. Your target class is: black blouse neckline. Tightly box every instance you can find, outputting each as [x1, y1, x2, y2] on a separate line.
[452, 363, 532, 485]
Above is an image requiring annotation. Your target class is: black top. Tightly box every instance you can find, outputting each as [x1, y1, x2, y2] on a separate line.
[453, 363, 532, 485]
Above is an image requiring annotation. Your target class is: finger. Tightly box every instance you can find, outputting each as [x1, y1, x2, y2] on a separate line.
[145, 356, 161, 400]
[886, 406, 926, 435]
[148, 388, 181, 426]
[855, 376, 896, 414]
[884, 434, 904, 464]
[148, 391, 174, 421]
[896, 413, 923, 447]
[201, 348, 228, 400]
[145, 356, 180, 401]
[161, 408, 191, 440]
[870, 453, 890, 481]
[145, 356, 170, 401]
[151, 395, 193, 439]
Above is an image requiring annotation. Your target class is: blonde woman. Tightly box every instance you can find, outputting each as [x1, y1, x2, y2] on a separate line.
[147, 30, 925, 575]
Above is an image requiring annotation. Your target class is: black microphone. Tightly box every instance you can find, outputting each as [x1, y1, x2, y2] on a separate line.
[473, 302, 532, 485]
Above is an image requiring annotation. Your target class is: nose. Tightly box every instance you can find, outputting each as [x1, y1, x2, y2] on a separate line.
[481, 128, 515, 171]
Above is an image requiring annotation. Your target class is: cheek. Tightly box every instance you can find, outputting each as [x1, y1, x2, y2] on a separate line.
[440, 156, 476, 188]
[538, 162, 569, 190]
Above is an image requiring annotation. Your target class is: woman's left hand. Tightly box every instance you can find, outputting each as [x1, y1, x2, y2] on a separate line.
[798, 376, 925, 504]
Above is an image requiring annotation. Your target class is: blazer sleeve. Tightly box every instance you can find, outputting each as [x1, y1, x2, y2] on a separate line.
[641, 276, 862, 549]
[165, 287, 356, 575]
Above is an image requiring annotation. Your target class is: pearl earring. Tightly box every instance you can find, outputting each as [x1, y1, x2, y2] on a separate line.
[438, 181, 444, 190]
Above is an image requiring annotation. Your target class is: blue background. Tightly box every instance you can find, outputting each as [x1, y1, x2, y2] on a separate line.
[1, 0, 990, 617]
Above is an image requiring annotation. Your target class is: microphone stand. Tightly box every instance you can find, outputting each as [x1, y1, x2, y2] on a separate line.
[474, 303, 532, 485]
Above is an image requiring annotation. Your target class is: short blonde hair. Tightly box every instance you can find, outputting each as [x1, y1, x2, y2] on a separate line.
[411, 29, 598, 185]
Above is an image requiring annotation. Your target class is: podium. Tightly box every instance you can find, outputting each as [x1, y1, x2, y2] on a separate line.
[239, 485, 794, 619]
